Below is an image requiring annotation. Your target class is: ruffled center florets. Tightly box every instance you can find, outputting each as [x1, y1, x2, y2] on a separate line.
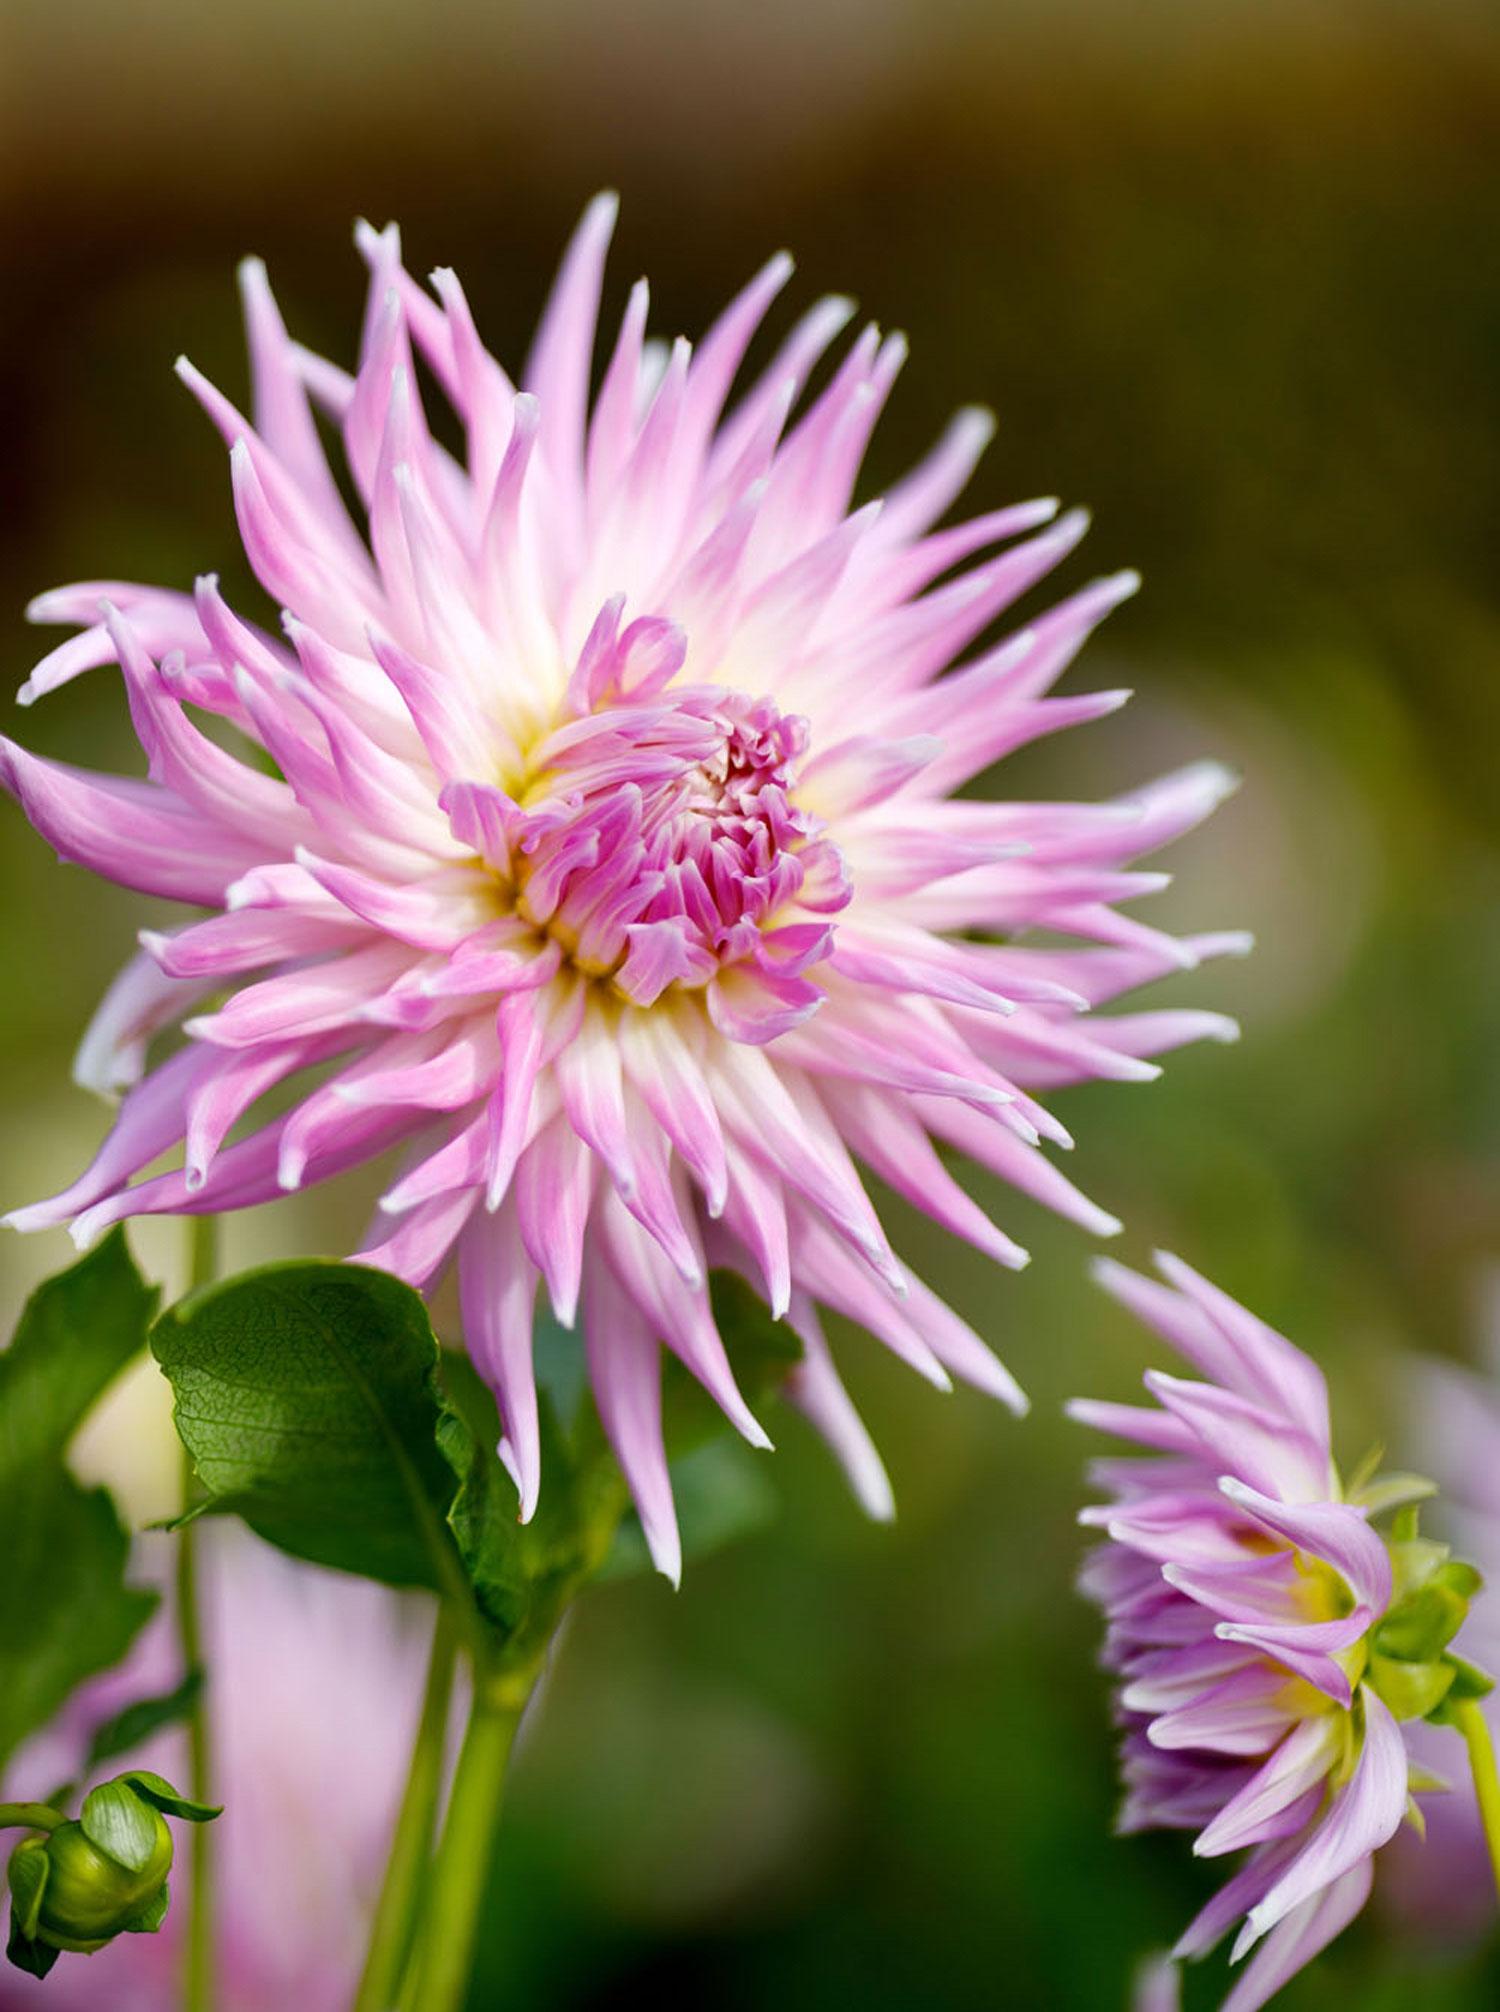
[497, 656, 848, 1007]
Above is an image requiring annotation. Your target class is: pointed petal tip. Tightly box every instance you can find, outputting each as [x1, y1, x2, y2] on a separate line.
[1090, 1252, 1145, 1295]
[649, 1524, 683, 1590]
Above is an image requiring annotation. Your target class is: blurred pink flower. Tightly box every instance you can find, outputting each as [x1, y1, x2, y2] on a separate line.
[4, 197, 1243, 1576]
[1073, 1255, 1422, 2012]
[1, 1529, 426, 2012]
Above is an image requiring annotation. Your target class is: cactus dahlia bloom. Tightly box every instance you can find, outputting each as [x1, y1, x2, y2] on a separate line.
[4, 197, 1243, 1579]
[1072, 1255, 1486, 2011]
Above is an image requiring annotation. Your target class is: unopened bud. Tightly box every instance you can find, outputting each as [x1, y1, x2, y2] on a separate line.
[4, 1771, 218, 1979]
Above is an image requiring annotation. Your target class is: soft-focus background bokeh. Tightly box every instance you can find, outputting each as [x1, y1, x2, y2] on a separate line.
[2, 1, 1498, 2004]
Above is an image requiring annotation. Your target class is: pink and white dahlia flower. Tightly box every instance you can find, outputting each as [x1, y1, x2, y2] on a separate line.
[1073, 1254, 1446, 2011]
[5, 197, 1243, 1577]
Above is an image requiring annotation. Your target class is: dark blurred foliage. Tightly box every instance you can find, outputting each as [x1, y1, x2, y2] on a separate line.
[1, 1, 1498, 2005]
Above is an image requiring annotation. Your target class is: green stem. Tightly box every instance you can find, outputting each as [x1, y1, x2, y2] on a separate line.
[178, 1214, 219, 2012]
[1454, 1697, 1500, 1905]
[352, 1606, 460, 2012]
[407, 1657, 535, 2012]
[0, 1804, 66, 1833]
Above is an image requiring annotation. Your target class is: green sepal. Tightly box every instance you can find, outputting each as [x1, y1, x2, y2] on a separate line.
[117, 1773, 221, 1823]
[7, 1838, 49, 1940]
[5, 1915, 58, 1979]
[1341, 1442, 1385, 1501]
[120, 1882, 170, 1933]
[1385, 1534, 1450, 1605]
[1427, 1654, 1497, 1721]
[1405, 1760, 1453, 1794]
[85, 1672, 204, 1774]
[79, 1781, 161, 1874]
[1375, 1575, 1474, 1664]
[1351, 1471, 1439, 1517]
[1366, 1650, 1455, 1722]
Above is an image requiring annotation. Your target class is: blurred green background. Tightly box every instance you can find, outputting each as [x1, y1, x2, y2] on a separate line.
[2, 0, 1499, 2005]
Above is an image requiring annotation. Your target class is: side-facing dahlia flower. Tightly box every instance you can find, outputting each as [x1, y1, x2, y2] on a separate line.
[1073, 1253, 1493, 2010]
[4, 196, 1244, 1578]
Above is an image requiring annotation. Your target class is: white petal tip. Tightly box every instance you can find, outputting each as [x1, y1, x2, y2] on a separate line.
[648, 1534, 683, 1590]
[1089, 1254, 1137, 1291]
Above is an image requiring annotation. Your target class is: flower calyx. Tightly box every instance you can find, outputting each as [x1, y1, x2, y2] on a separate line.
[1364, 1502, 1495, 1728]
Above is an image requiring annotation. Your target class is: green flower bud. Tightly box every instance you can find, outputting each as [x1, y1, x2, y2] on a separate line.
[9, 1808, 171, 1952]
[4, 1769, 217, 1974]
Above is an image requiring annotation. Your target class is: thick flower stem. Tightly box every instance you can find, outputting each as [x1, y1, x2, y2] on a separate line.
[178, 1214, 219, 2012]
[406, 1656, 533, 2012]
[1453, 1698, 1500, 1906]
[352, 1605, 460, 2012]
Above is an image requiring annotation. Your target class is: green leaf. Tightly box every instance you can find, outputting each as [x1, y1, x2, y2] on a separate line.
[7, 1839, 49, 1940]
[5, 1916, 58, 1979]
[79, 1782, 160, 1874]
[0, 1238, 162, 1769]
[0, 1232, 159, 1478]
[151, 1262, 463, 1594]
[602, 1436, 779, 1581]
[0, 1463, 156, 1771]
[121, 1881, 169, 1933]
[117, 1773, 220, 1823]
[85, 1671, 203, 1773]
[436, 1351, 625, 1665]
